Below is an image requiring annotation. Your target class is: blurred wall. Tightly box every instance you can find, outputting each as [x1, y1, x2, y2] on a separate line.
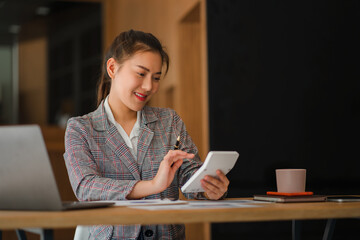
[0, 44, 13, 123]
[19, 33, 47, 124]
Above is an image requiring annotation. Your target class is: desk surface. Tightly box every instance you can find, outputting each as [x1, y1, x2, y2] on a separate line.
[1, 199, 360, 230]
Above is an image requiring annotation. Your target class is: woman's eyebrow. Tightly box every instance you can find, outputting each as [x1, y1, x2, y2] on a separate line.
[136, 65, 162, 75]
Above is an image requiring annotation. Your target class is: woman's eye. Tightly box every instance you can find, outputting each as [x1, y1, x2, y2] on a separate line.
[154, 77, 161, 81]
[137, 72, 145, 77]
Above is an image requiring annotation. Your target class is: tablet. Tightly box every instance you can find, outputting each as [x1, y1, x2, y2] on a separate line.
[181, 151, 239, 193]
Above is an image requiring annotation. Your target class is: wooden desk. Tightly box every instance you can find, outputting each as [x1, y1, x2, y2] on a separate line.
[1, 199, 360, 230]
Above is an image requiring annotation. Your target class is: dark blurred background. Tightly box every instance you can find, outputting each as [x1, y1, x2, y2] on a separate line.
[207, 0, 360, 239]
[0, 0, 101, 126]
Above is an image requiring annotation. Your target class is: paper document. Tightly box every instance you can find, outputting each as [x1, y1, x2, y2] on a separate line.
[129, 199, 264, 211]
[95, 199, 188, 207]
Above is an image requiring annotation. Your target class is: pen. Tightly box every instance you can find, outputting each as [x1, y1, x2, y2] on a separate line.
[171, 135, 180, 167]
[173, 135, 180, 150]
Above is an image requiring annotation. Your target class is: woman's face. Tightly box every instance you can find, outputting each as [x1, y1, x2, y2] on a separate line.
[108, 51, 163, 113]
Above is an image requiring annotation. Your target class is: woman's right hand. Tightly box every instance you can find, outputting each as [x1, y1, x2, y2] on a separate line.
[127, 150, 194, 199]
[152, 150, 195, 192]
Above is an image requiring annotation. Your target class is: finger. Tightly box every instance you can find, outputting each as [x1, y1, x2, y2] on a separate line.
[164, 151, 177, 164]
[170, 159, 183, 173]
[173, 154, 195, 164]
[201, 180, 222, 200]
[202, 179, 226, 200]
[166, 150, 194, 161]
[170, 150, 195, 158]
[203, 176, 228, 196]
[172, 158, 183, 169]
[201, 180, 216, 194]
[201, 178, 221, 193]
[216, 170, 230, 186]
[204, 175, 225, 189]
[167, 153, 194, 166]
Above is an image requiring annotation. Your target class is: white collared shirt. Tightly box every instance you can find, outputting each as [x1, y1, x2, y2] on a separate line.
[104, 96, 141, 159]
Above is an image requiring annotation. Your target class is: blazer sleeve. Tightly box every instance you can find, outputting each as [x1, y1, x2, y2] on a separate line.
[63, 118, 139, 201]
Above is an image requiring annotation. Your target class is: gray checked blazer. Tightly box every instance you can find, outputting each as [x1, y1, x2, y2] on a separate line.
[64, 101, 203, 239]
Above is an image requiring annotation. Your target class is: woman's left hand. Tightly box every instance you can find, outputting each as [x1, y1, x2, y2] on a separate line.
[200, 170, 229, 200]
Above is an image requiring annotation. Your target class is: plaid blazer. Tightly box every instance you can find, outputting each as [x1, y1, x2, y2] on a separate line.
[64, 101, 202, 240]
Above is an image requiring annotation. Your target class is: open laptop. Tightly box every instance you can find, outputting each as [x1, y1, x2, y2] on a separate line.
[0, 125, 114, 211]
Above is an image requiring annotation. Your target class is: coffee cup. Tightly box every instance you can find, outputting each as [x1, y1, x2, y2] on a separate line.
[276, 169, 306, 193]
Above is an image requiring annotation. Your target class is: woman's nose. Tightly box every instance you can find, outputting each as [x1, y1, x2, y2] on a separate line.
[141, 76, 152, 91]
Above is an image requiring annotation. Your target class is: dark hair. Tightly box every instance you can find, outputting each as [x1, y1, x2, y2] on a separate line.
[96, 29, 170, 106]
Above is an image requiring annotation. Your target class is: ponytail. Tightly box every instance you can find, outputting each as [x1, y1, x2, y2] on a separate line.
[96, 51, 112, 106]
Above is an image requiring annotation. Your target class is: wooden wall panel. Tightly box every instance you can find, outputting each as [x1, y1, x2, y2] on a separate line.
[177, 3, 203, 158]
[18, 34, 47, 124]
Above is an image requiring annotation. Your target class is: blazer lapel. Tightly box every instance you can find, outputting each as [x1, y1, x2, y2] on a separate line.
[137, 126, 154, 172]
[92, 102, 141, 180]
[137, 106, 158, 171]
[105, 125, 141, 180]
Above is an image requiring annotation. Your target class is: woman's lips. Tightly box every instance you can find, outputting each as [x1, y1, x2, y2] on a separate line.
[134, 92, 147, 101]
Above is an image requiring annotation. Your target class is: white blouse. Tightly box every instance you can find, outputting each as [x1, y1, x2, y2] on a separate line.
[104, 96, 141, 159]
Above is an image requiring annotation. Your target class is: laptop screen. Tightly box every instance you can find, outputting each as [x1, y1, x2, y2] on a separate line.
[0, 125, 63, 210]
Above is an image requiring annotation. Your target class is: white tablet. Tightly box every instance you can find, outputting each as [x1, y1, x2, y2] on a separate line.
[181, 151, 239, 193]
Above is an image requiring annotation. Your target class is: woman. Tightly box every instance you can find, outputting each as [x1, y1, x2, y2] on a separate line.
[64, 29, 229, 240]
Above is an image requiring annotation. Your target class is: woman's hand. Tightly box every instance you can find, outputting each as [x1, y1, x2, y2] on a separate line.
[152, 150, 195, 192]
[127, 150, 194, 199]
[200, 170, 229, 200]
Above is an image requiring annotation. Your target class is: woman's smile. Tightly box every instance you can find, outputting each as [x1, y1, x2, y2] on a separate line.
[134, 92, 147, 101]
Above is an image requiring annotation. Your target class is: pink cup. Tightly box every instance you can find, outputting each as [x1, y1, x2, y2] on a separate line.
[276, 169, 306, 193]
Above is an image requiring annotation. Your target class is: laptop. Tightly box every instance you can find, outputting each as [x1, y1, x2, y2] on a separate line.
[0, 125, 114, 211]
